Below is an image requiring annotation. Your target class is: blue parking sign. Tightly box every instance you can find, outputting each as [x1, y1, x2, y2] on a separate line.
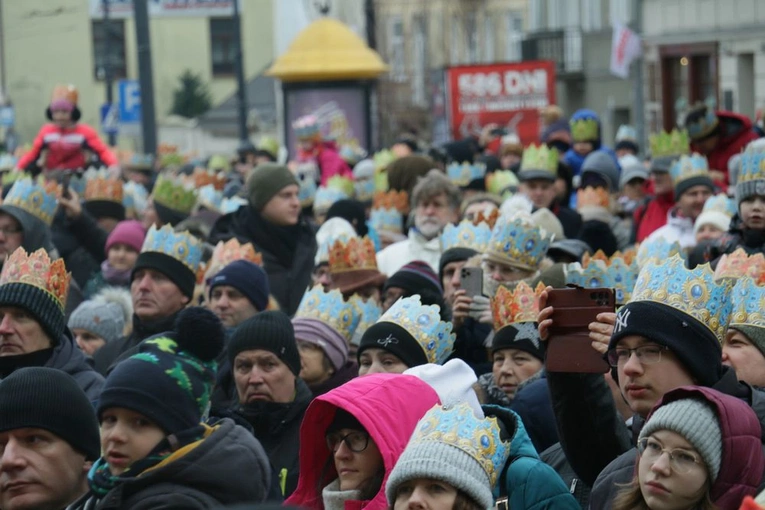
[118, 80, 141, 123]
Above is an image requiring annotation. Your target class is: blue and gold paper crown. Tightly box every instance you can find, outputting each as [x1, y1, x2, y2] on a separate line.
[3, 177, 59, 226]
[567, 250, 639, 304]
[354, 177, 375, 203]
[314, 186, 349, 214]
[410, 402, 511, 486]
[140, 224, 203, 273]
[670, 153, 710, 188]
[350, 298, 383, 346]
[570, 117, 599, 142]
[295, 285, 362, 342]
[123, 181, 148, 217]
[630, 254, 733, 342]
[370, 208, 402, 234]
[685, 104, 719, 141]
[441, 218, 493, 253]
[485, 212, 552, 272]
[729, 277, 765, 330]
[738, 143, 765, 184]
[636, 237, 687, 268]
[649, 129, 690, 159]
[446, 161, 487, 187]
[196, 184, 223, 212]
[377, 295, 455, 365]
[702, 193, 736, 217]
[220, 196, 247, 215]
[519, 144, 558, 180]
[292, 114, 321, 140]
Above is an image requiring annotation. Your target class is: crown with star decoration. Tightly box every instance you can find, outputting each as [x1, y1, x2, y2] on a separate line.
[630, 254, 733, 342]
[570, 117, 599, 142]
[295, 286, 362, 342]
[328, 236, 379, 274]
[485, 211, 552, 271]
[491, 281, 546, 330]
[152, 174, 197, 216]
[447, 161, 487, 187]
[714, 248, 765, 283]
[567, 249, 639, 304]
[441, 217, 493, 253]
[636, 237, 687, 268]
[670, 153, 710, 188]
[83, 167, 123, 204]
[649, 129, 691, 159]
[729, 277, 765, 331]
[2, 177, 59, 226]
[409, 402, 511, 486]
[376, 295, 455, 365]
[519, 144, 558, 180]
[141, 224, 203, 273]
[0, 248, 71, 311]
[350, 298, 383, 346]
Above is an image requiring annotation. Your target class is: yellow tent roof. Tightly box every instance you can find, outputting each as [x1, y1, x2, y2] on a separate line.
[267, 18, 388, 82]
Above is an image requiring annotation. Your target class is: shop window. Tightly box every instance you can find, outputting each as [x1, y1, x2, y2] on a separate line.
[92, 20, 127, 81]
[210, 17, 236, 76]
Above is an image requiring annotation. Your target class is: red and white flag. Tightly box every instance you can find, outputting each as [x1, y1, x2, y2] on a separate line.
[610, 22, 642, 79]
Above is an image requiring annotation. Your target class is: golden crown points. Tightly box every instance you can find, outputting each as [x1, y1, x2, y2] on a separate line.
[649, 129, 691, 159]
[474, 208, 500, 229]
[328, 236, 378, 274]
[491, 281, 546, 330]
[190, 168, 227, 191]
[714, 248, 765, 283]
[152, 174, 197, 214]
[730, 277, 765, 329]
[372, 189, 409, 213]
[200, 238, 263, 283]
[670, 152, 710, 187]
[0, 248, 71, 310]
[295, 286, 362, 342]
[83, 168, 123, 203]
[2, 177, 59, 226]
[570, 117, 599, 142]
[576, 186, 610, 208]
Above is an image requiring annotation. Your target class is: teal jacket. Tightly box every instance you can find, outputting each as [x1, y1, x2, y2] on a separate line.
[484, 405, 580, 510]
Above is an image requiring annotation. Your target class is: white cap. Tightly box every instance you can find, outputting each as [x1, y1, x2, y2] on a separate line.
[404, 359, 483, 418]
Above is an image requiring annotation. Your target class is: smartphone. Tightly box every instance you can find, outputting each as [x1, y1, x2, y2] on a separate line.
[460, 267, 484, 298]
[61, 172, 71, 199]
[490, 127, 508, 136]
[545, 286, 614, 373]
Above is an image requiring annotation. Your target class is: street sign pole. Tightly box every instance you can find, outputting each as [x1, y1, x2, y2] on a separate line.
[133, 0, 157, 155]
[102, 0, 116, 146]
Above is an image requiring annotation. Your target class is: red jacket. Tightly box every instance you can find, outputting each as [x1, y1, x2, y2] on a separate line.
[634, 190, 675, 242]
[17, 123, 119, 173]
[693, 111, 760, 186]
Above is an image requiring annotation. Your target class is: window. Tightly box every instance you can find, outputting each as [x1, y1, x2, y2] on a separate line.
[505, 11, 523, 62]
[548, 0, 565, 29]
[92, 20, 127, 81]
[582, 0, 604, 32]
[483, 13, 495, 63]
[388, 17, 406, 82]
[412, 16, 427, 107]
[210, 18, 236, 76]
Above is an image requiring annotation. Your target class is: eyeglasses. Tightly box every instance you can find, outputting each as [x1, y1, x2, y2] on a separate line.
[638, 437, 702, 474]
[606, 345, 669, 368]
[0, 227, 21, 236]
[326, 431, 370, 453]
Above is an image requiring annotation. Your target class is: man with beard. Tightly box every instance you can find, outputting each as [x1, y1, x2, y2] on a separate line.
[377, 170, 460, 275]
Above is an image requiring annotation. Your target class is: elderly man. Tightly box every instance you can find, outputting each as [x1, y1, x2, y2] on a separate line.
[0, 367, 101, 510]
[0, 247, 103, 400]
[377, 169, 460, 275]
[229, 311, 312, 499]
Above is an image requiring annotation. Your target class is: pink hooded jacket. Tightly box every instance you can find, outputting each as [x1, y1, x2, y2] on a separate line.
[285, 373, 440, 510]
[315, 141, 353, 186]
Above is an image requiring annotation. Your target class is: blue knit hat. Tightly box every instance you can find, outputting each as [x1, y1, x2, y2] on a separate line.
[208, 259, 270, 311]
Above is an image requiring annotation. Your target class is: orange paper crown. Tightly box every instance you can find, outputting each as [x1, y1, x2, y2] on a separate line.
[576, 186, 610, 208]
[191, 168, 227, 191]
[714, 248, 765, 283]
[474, 208, 500, 229]
[0, 248, 71, 310]
[198, 238, 263, 284]
[85, 176, 123, 203]
[582, 248, 637, 268]
[491, 281, 546, 330]
[328, 236, 379, 274]
[373, 190, 409, 214]
[51, 84, 78, 106]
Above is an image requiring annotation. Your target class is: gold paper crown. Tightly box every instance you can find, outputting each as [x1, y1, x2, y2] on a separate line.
[519, 144, 558, 178]
[491, 281, 546, 330]
[0, 248, 71, 310]
[190, 168, 227, 191]
[152, 174, 197, 214]
[372, 190, 409, 214]
[328, 236, 378, 274]
[576, 186, 610, 208]
[649, 129, 691, 159]
[714, 248, 765, 284]
[570, 118, 599, 142]
[84, 168, 123, 203]
[50, 84, 78, 106]
[475, 208, 500, 229]
[199, 238, 264, 283]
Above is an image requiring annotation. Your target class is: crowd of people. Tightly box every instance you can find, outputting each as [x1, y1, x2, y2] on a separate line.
[1, 84, 765, 510]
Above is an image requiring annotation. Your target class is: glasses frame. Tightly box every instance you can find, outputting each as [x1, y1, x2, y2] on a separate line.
[325, 430, 370, 454]
[606, 345, 670, 368]
[637, 437, 703, 474]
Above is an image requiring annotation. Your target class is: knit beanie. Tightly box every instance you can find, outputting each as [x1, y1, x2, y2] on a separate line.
[0, 367, 100, 460]
[609, 301, 723, 387]
[358, 321, 427, 368]
[385, 260, 443, 296]
[208, 259, 270, 311]
[247, 163, 298, 210]
[326, 408, 364, 434]
[97, 307, 224, 434]
[68, 300, 125, 345]
[639, 397, 722, 481]
[105, 220, 146, 254]
[439, 247, 478, 281]
[228, 311, 301, 375]
[693, 210, 731, 236]
[731, 325, 765, 361]
[581, 151, 621, 193]
[491, 322, 543, 361]
[292, 317, 348, 371]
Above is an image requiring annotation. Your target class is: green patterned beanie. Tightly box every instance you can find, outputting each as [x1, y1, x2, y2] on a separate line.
[97, 307, 225, 434]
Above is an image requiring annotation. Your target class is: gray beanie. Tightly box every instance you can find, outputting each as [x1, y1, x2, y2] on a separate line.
[581, 151, 620, 193]
[639, 398, 722, 481]
[67, 301, 125, 344]
[730, 325, 765, 360]
[246, 163, 298, 210]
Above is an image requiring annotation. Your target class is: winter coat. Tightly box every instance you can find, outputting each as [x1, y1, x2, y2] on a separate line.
[511, 371, 559, 454]
[540, 443, 590, 509]
[0, 203, 58, 257]
[47, 329, 105, 402]
[591, 386, 765, 510]
[286, 373, 441, 510]
[706, 215, 765, 267]
[643, 206, 696, 250]
[485, 405, 579, 510]
[376, 229, 442, 276]
[66, 418, 271, 510]
[308, 360, 359, 397]
[208, 206, 316, 315]
[52, 210, 102, 289]
[551, 204, 583, 240]
[17, 122, 119, 173]
[692, 111, 760, 186]
[634, 191, 675, 243]
[452, 318, 492, 375]
[316, 142, 353, 186]
[235, 378, 313, 498]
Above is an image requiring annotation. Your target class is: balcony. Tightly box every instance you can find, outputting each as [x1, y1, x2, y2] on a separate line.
[521, 28, 584, 78]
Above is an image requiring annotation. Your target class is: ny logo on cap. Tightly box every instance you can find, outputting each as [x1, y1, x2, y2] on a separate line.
[377, 334, 399, 347]
[614, 308, 631, 333]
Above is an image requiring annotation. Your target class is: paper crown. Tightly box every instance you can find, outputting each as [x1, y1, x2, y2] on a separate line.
[373, 149, 396, 171]
[221, 196, 247, 215]
[570, 117, 599, 142]
[491, 281, 546, 330]
[200, 238, 263, 283]
[316, 232, 355, 266]
[370, 207, 402, 234]
[567, 249, 639, 304]
[293, 114, 321, 140]
[616, 125, 637, 142]
[0, 248, 71, 311]
[3, 177, 59, 226]
[685, 104, 719, 141]
[410, 402, 511, 486]
[670, 153, 710, 187]
[649, 129, 690, 159]
[576, 186, 610, 209]
[636, 237, 687, 268]
[446, 161, 487, 187]
[630, 254, 733, 342]
[729, 277, 765, 330]
[377, 295, 455, 365]
[702, 193, 736, 217]
[314, 186, 349, 214]
[354, 177, 375, 202]
[127, 153, 155, 170]
[196, 184, 223, 212]
[295, 286, 362, 342]
[373, 190, 409, 213]
[714, 248, 765, 283]
[50, 84, 78, 106]
[0, 155, 17, 171]
[207, 155, 231, 173]
[327, 175, 355, 196]
[340, 144, 367, 165]
[295, 161, 319, 207]
[1, 170, 23, 189]
[485, 170, 519, 198]
[737, 143, 765, 184]
[83, 168, 123, 203]
[350, 298, 383, 346]
[370, 190, 408, 233]
[191, 168, 226, 190]
[152, 174, 197, 214]
[329, 236, 379, 274]
[440, 217, 493, 253]
[123, 181, 148, 217]
[141, 224, 203, 273]
[519, 144, 558, 179]
[158, 150, 186, 169]
[486, 212, 552, 271]
[475, 208, 500, 229]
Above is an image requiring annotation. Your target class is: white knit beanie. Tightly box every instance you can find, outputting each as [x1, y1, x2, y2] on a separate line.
[693, 210, 731, 236]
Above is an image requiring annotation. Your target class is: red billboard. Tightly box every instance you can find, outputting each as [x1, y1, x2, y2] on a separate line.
[446, 61, 556, 145]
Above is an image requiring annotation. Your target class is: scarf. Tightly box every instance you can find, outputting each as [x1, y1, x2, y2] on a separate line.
[88, 425, 207, 497]
[0, 348, 54, 379]
[478, 372, 512, 407]
[239, 207, 301, 267]
[101, 260, 132, 286]
[322, 479, 363, 510]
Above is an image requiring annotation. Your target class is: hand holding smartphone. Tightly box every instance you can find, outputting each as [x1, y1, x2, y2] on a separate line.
[459, 267, 484, 298]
